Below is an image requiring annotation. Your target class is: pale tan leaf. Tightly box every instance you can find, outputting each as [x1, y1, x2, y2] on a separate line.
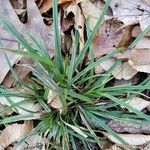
[127, 97, 150, 111]
[14, 134, 46, 150]
[96, 58, 137, 80]
[0, 121, 33, 148]
[136, 37, 150, 49]
[80, 0, 103, 30]
[0, 97, 41, 115]
[48, 90, 62, 109]
[103, 133, 150, 146]
[109, 0, 150, 31]
[117, 49, 150, 73]
[122, 62, 137, 80]
[0, 0, 54, 55]
[65, 2, 85, 45]
[93, 19, 123, 58]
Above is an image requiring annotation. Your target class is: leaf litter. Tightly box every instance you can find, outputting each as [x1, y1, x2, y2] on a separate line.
[0, 0, 150, 149]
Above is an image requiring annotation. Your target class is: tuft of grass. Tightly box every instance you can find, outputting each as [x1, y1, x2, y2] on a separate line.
[0, 0, 150, 149]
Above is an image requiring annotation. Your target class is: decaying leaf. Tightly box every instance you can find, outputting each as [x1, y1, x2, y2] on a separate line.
[108, 120, 150, 134]
[0, 96, 41, 115]
[103, 132, 150, 146]
[80, 0, 104, 30]
[0, 121, 33, 148]
[48, 90, 62, 110]
[0, 25, 22, 84]
[93, 19, 123, 58]
[65, 2, 85, 46]
[37, 0, 73, 14]
[109, 0, 150, 31]
[117, 49, 150, 74]
[13, 134, 46, 150]
[0, 0, 54, 55]
[2, 57, 34, 88]
[95, 58, 138, 80]
[126, 97, 150, 111]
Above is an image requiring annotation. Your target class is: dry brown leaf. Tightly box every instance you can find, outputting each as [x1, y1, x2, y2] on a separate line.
[109, 0, 150, 31]
[65, 2, 85, 46]
[136, 37, 150, 49]
[0, 96, 41, 115]
[48, 90, 62, 110]
[0, 24, 22, 84]
[0, 0, 54, 55]
[117, 49, 150, 65]
[117, 49, 150, 73]
[2, 57, 34, 88]
[80, 0, 104, 30]
[93, 19, 123, 58]
[0, 51, 21, 84]
[38, 0, 73, 14]
[13, 134, 46, 150]
[132, 25, 142, 38]
[127, 97, 150, 111]
[0, 121, 33, 148]
[117, 25, 134, 48]
[104, 144, 124, 150]
[108, 120, 150, 134]
[96, 58, 137, 80]
[103, 132, 150, 146]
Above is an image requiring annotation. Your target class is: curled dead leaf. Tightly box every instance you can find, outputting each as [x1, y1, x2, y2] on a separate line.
[48, 90, 62, 110]
[65, 2, 85, 46]
[0, 121, 33, 148]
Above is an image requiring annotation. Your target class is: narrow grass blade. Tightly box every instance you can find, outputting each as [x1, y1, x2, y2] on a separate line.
[102, 93, 150, 121]
[84, 110, 131, 148]
[67, 30, 79, 86]
[53, 0, 64, 73]
[73, 48, 122, 84]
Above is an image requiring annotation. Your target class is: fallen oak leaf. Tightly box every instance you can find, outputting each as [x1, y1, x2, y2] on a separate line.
[0, 96, 41, 116]
[0, 0, 54, 55]
[0, 121, 33, 149]
[103, 132, 150, 146]
[92, 19, 123, 58]
[2, 57, 34, 88]
[13, 134, 46, 150]
[95, 58, 138, 80]
[65, 2, 85, 46]
[116, 48, 150, 73]
[109, 0, 150, 31]
[37, 0, 74, 14]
